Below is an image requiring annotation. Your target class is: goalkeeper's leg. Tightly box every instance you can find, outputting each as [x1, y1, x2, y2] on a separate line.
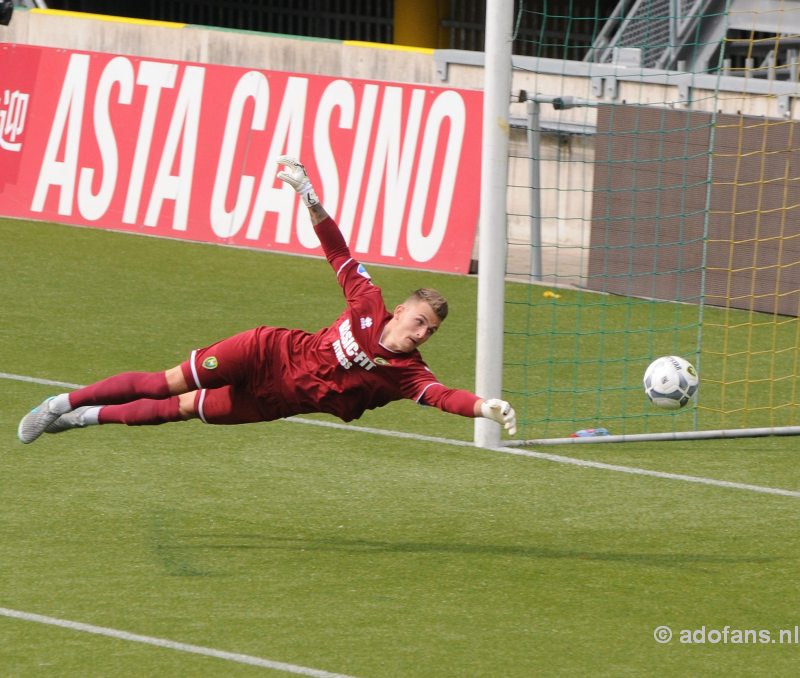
[46, 385, 268, 433]
[17, 370, 184, 443]
[18, 326, 264, 443]
[68, 371, 176, 408]
[46, 393, 195, 433]
[53, 327, 262, 416]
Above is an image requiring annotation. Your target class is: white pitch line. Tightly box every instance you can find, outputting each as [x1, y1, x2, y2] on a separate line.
[5, 371, 800, 498]
[0, 607, 358, 677]
[288, 418, 800, 498]
[494, 445, 800, 498]
[0, 372, 84, 390]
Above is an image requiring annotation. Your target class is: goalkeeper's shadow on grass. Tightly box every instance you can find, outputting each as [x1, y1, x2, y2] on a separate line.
[186, 534, 778, 569]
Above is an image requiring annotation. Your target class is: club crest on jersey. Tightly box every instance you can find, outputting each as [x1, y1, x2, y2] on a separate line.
[356, 264, 371, 280]
[202, 356, 219, 370]
[332, 318, 376, 371]
[360, 317, 373, 329]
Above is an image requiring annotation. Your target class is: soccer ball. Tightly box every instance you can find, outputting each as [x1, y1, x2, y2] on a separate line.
[643, 355, 699, 410]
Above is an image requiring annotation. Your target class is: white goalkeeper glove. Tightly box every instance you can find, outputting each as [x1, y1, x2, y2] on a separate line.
[276, 155, 319, 207]
[480, 398, 517, 436]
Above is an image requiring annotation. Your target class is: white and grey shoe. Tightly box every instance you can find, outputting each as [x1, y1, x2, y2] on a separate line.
[17, 397, 62, 444]
[45, 407, 94, 435]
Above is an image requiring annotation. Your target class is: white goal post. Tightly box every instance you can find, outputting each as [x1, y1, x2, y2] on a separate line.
[474, 0, 514, 448]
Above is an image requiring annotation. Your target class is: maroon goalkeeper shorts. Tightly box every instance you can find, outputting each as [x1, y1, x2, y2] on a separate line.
[179, 328, 283, 425]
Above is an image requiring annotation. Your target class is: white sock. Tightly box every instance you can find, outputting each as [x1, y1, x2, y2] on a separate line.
[82, 407, 101, 426]
[48, 393, 72, 415]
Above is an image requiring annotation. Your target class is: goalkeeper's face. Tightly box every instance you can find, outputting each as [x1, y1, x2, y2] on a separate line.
[382, 300, 441, 353]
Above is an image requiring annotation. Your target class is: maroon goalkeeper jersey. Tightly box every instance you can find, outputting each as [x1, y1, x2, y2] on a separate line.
[247, 216, 477, 423]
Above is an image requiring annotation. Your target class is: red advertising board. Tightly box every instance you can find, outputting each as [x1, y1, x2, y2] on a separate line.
[0, 44, 482, 273]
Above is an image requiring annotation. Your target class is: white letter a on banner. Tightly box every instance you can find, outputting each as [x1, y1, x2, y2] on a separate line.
[31, 53, 90, 216]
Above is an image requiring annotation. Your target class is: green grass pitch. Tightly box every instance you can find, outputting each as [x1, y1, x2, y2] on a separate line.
[2, 217, 800, 676]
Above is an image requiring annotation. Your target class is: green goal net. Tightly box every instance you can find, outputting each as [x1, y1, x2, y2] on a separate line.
[503, 0, 800, 442]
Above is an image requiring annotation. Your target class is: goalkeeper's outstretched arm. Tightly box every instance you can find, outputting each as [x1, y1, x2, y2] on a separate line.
[276, 155, 352, 269]
[423, 382, 517, 436]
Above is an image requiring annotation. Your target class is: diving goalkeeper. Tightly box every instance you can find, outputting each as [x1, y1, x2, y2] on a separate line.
[18, 156, 516, 444]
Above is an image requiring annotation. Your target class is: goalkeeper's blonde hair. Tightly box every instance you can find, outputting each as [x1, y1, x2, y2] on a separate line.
[407, 288, 448, 321]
